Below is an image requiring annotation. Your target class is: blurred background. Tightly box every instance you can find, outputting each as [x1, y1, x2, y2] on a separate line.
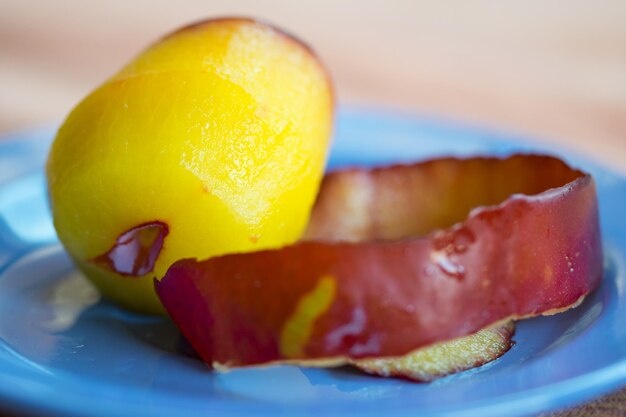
[1, 0, 626, 173]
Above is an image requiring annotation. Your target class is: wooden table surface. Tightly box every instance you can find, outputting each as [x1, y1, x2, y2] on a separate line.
[1, 1, 625, 416]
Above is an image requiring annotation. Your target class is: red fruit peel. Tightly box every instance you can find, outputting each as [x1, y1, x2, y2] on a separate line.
[156, 154, 602, 369]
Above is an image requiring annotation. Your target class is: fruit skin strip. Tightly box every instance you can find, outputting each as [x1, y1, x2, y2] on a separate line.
[156, 154, 602, 370]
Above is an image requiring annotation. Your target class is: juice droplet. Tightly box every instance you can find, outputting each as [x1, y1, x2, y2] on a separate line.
[431, 251, 466, 280]
[432, 226, 476, 254]
[430, 225, 474, 280]
[565, 254, 575, 273]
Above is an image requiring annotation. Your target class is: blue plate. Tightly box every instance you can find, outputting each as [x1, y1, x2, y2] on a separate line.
[1, 109, 625, 417]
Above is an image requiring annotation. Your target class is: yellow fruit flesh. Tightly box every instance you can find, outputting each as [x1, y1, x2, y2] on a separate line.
[112, 18, 330, 137]
[47, 19, 333, 314]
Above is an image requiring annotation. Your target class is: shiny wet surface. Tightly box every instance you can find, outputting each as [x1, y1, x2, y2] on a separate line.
[0, 110, 625, 417]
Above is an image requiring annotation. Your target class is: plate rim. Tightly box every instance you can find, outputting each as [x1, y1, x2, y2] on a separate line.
[1, 110, 626, 417]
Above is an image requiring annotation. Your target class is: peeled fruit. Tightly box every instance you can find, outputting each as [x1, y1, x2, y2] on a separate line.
[353, 322, 515, 382]
[46, 18, 334, 314]
[156, 155, 602, 368]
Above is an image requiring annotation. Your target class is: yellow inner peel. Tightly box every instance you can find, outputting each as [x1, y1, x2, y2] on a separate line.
[280, 275, 337, 358]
